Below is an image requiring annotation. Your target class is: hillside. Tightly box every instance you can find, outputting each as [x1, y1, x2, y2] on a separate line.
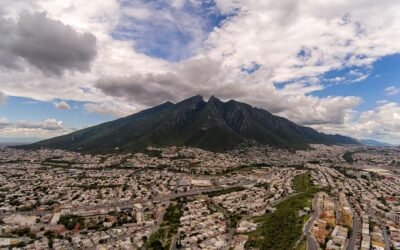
[21, 96, 359, 153]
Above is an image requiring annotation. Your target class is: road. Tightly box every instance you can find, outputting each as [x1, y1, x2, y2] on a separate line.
[169, 235, 178, 250]
[103, 201, 170, 249]
[346, 197, 361, 250]
[207, 201, 235, 250]
[152, 201, 170, 234]
[382, 226, 391, 250]
[304, 193, 320, 250]
[346, 213, 360, 250]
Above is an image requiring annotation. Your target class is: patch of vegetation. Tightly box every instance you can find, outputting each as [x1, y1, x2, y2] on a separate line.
[333, 166, 357, 179]
[44, 230, 63, 248]
[206, 186, 245, 198]
[255, 183, 269, 190]
[295, 239, 308, 250]
[69, 184, 121, 190]
[9, 198, 21, 206]
[293, 173, 311, 192]
[144, 149, 162, 158]
[228, 213, 242, 228]
[146, 200, 185, 249]
[11, 227, 36, 239]
[343, 151, 354, 163]
[218, 163, 271, 175]
[17, 204, 36, 212]
[44, 199, 58, 206]
[245, 173, 317, 250]
[58, 214, 84, 230]
[41, 161, 71, 167]
[287, 164, 308, 170]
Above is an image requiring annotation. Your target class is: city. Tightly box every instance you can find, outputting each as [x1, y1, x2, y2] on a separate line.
[1, 0, 400, 249]
[0, 145, 399, 249]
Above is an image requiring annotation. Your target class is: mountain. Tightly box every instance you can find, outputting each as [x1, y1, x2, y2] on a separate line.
[359, 139, 393, 147]
[20, 96, 359, 154]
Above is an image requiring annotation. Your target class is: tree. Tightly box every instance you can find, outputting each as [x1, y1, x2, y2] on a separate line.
[58, 214, 84, 230]
[150, 240, 164, 249]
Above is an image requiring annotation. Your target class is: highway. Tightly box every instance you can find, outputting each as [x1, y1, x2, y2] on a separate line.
[5, 182, 252, 224]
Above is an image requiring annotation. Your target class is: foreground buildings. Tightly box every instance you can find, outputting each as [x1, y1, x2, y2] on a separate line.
[0, 145, 399, 249]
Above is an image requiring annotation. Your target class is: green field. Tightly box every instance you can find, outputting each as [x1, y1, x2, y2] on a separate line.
[245, 173, 317, 250]
[295, 239, 308, 250]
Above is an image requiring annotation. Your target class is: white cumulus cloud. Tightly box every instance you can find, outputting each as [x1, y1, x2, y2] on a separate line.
[384, 86, 400, 96]
[54, 101, 71, 110]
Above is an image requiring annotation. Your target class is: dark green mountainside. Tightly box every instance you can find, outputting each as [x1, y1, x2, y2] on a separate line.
[21, 96, 359, 153]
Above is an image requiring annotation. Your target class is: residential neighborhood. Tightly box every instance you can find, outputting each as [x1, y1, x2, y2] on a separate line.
[0, 145, 399, 249]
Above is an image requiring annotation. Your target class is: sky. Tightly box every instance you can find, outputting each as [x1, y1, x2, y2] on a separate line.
[0, 0, 400, 144]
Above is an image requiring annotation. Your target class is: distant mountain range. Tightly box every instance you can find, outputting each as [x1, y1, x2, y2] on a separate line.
[359, 139, 393, 147]
[0, 137, 41, 146]
[20, 96, 359, 154]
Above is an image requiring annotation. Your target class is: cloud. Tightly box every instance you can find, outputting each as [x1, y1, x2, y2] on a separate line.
[0, 90, 6, 105]
[0, 11, 97, 75]
[0, 117, 64, 131]
[376, 100, 388, 104]
[95, 56, 361, 125]
[1, 0, 400, 143]
[114, 0, 220, 61]
[95, 0, 400, 127]
[384, 86, 400, 96]
[54, 101, 71, 110]
[15, 118, 64, 131]
[311, 102, 400, 144]
[122, 6, 153, 20]
[0, 117, 71, 139]
[207, 0, 400, 84]
[84, 101, 138, 117]
[278, 95, 361, 125]
[94, 57, 242, 106]
[0, 117, 10, 127]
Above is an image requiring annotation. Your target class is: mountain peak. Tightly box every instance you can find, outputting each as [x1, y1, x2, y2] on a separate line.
[208, 95, 223, 104]
[177, 95, 205, 105]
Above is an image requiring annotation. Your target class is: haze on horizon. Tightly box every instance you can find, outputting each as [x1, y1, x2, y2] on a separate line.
[0, 0, 400, 144]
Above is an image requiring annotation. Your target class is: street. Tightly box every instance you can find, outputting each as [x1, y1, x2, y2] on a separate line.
[304, 193, 320, 250]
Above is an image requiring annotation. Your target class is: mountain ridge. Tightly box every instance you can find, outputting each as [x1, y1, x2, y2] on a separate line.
[20, 96, 359, 153]
[359, 139, 393, 147]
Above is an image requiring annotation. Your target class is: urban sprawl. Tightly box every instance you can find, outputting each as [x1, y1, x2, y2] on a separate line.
[0, 145, 399, 250]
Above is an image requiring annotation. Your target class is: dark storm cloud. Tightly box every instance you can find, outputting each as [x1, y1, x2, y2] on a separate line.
[95, 73, 190, 106]
[94, 57, 245, 106]
[0, 12, 97, 75]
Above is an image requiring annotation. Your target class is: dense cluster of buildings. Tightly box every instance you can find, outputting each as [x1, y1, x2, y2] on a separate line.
[0, 144, 399, 249]
[212, 168, 302, 216]
[309, 163, 400, 250]
[178, 199, 228, 249]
